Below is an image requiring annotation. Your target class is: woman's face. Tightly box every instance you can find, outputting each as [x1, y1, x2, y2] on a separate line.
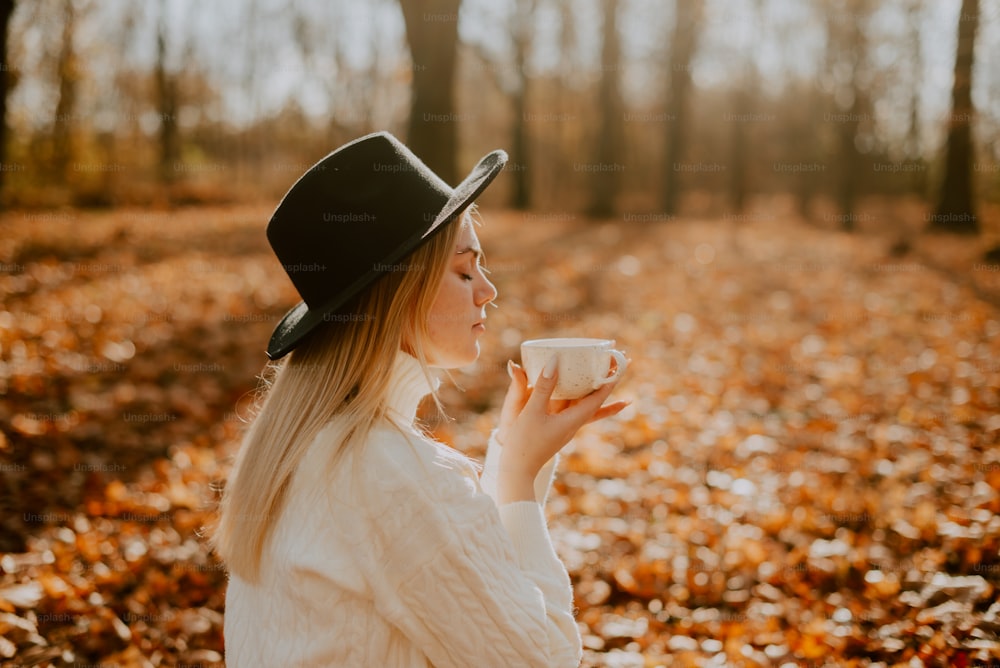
[424, 218, 498, 368]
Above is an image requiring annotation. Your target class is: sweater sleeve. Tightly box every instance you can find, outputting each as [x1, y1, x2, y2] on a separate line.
[480, 428, 559, 506]
[353, 429, 582, 668]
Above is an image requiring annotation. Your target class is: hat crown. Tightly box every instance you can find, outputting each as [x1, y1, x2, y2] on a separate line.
[267, 132, 452, 310]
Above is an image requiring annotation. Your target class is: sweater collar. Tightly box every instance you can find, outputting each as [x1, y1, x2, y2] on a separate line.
[386, 350, 439, 424]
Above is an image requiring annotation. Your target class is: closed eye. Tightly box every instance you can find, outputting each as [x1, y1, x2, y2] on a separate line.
[458, 258, 487, 281]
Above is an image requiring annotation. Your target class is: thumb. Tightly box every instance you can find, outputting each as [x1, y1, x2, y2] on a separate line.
[525, 355, 559, 412]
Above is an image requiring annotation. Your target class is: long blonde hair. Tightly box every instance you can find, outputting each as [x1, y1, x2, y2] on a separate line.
[213, 214, 465, 582]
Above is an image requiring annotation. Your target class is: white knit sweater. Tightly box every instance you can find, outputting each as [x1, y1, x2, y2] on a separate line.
[223, 351, 582, 667]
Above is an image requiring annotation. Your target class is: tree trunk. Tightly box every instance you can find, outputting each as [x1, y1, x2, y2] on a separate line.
[930, 0, 980, 234]
[795, 90, 820, 220]
[588, 0, 622, 218]
[509, 80, 529, 209]
[905, 0, 927, 196]
[51, 0, 77, 184]
[836, 92, 861, 231]
[399, 0, 461, 185]
[824, 0, 872, 232]
[509, 0, 534, 209]
[155, 0, 179, 192]
[728, 89, 750, 214]
[0, 0, 14, 199]
[551, 0, 576, 208]
[662, 0, 703, 215]
[727, 0, 761, 215]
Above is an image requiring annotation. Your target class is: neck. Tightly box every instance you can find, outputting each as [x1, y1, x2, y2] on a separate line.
[385, 350, 438, 424]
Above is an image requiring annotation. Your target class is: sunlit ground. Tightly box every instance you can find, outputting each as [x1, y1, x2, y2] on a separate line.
[0, 204, 999, 666]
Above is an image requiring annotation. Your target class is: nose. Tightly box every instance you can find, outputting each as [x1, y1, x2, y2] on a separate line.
[475, 274, 498, 307]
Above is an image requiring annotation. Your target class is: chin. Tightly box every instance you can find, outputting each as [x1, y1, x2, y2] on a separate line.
[428, 342, 481, 369]
[452, 344, 481, 369]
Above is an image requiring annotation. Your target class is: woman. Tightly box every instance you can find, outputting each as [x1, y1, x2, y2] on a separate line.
[215, 132, 627, 667]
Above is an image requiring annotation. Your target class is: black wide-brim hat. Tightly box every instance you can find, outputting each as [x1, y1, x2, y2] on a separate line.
[265, 131, 508, 359]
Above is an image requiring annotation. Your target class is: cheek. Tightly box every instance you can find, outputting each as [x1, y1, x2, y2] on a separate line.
[428, 277, 464, 331]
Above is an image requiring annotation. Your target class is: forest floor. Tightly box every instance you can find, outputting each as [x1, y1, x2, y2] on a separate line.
[0, 204, 999, 667]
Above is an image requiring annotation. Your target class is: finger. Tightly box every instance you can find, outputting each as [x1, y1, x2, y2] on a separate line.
[548, 398, 571, 413]
[553, 377, 620, 423]
[584, 400, 630, 424]
[549, 373, 623, 413]
[510, 360, 529, 391]
[499, 361, 529, 424]
[512, 364, 531, 410]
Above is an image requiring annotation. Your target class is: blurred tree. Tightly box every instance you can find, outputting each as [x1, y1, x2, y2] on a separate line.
[51, 0, 78, 184]
[0, 0, 13, 199]
[349, 5, 386, 139]
[824, 0, 874, 232]
[400, 0, 461, 184]
[548, 0, 579, 207]
[3, 0, 1000, 214]
[661, 0, 704, 215]
[728, 0, 763, 214]
[904, 0, 927, 196]
[289, 2, 349, 148]
[292, 0, 404, 150]
[154, 0, 179, 193]
[460, 0, 536, 207]
[589, 0, 622, 218]
[509, 0, 535, 210]
[931, 0, 980, 234]
[794, 86, 825, 219]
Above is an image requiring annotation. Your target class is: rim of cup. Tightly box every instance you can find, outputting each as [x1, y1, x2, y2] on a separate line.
[521, 337, 615, 348]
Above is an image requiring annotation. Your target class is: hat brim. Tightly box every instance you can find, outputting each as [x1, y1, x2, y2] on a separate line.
[266, 148, 508, 360]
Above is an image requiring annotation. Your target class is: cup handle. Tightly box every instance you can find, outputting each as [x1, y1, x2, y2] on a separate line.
[595, 350, 627, 388]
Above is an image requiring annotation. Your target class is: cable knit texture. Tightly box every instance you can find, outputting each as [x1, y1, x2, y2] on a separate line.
[223, 351, 582, 667]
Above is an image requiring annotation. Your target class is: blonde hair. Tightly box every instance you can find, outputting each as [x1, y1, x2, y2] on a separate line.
[213, 214, 466, 582]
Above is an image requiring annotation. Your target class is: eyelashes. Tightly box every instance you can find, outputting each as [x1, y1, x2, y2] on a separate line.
[459, 262, 489, 282]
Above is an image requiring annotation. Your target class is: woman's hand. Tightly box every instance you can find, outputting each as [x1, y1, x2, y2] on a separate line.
[494, 356, 629, 505]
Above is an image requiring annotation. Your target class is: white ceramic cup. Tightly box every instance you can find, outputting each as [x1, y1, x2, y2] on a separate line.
[520, 337, 627, 400]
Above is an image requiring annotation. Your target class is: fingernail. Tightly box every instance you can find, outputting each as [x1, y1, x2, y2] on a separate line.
[506, 359, 515, 380]
[542, 355, 558, 379]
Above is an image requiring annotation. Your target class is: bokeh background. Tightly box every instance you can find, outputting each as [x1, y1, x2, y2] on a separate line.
[1, 0, 999, 223]
[1, 0, 999, 666]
